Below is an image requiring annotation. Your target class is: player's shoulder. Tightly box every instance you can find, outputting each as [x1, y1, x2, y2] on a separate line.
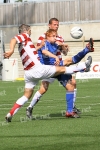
[38, 33, 46, 40]
[56, 34, 64, 42]
[37, 33, 46, 46]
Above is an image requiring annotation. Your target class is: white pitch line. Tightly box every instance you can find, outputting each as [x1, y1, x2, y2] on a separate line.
[0, 102, 100, 110]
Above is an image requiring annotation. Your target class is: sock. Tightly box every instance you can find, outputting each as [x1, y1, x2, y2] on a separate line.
[72, 47, 89, 63]
[65, 62, 86, 74]
[73, 89, 77, 108]
[66, 92, 74, 113]
[28, 91, 42, 108]
[9, 96, 28, 116]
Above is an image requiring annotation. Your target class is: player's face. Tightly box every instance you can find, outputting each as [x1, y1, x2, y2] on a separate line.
[47, 32, 57, 43]
[49, 21, 59, 31]
[27, 28, 31, 36]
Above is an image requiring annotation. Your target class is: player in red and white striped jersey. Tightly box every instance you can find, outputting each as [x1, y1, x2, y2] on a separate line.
[15, 32, 41, 70]
[5, 24, 90, 122]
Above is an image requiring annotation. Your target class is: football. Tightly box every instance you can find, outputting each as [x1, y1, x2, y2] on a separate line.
[70, 27, 83, 39]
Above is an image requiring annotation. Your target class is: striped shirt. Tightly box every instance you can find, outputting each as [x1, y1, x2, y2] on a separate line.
[15, 33, 40, 70]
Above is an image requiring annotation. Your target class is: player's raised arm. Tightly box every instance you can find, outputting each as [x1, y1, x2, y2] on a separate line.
[56, 41, 69, 56]
[42, 49, 60, 65]
[4, 38, 17, 58]
[35, 39, 45, 51]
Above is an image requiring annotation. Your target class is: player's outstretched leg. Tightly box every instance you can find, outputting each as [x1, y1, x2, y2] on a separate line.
[63, 38, 94, 66]
[72, 38, 94, 64]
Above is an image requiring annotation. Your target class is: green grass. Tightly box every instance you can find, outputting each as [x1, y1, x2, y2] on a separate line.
[0, 79, 100, 150]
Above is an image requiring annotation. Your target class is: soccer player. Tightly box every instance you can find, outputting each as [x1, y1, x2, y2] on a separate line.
[26, 18, 94, 118]
[26, 29, 93, 118]
[5, 24, 92, 122]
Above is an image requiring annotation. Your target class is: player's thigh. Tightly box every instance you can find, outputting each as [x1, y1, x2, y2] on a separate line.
[24, 65, 56, 80]
[24, 70, 39, 89]
[40, 65, 56, 79]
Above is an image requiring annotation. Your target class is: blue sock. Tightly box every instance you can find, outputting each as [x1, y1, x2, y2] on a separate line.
[72, 47, 89, 63]
[66, 92, 74, 113]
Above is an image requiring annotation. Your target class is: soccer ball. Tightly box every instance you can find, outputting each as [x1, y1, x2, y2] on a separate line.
[70, 27, 83, 39]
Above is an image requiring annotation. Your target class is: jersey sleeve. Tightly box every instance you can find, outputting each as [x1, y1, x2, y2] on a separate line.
[56, 35, 64, 43]
[14, 33, 29, 44]
[37, 34, 45, 46]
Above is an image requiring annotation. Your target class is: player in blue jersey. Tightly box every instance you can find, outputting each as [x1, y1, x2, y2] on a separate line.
[26, 28, 94, 118]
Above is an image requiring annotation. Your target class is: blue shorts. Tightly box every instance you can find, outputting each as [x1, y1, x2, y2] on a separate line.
[55, 74, 72, 87]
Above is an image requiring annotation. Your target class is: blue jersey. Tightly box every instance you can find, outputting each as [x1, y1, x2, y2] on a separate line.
[38, 41, 72, 87]
[38, 41, 58, 65]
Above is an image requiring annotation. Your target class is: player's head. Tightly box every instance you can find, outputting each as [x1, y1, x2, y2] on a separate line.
[45, 29, 57, 43]
[48, 18, 59, 31]
[18, 24, 31, 36]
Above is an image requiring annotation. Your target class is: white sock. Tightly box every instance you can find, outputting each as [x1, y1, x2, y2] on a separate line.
[65, 62, 86, 74]
[16, 96, 28, 105]
[73, 89, 77, 107]
[28, 91, 42, 108]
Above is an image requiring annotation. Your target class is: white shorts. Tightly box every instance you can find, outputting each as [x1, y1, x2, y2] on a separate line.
[24, 64, 56, 89]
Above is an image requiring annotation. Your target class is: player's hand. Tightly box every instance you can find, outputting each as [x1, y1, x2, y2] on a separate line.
[62, 45, 69, 56]
[36, 39, 46, 51]
[54, 57, 60, 66]
[4, 50, 13, 58]
[40, 39, 45, 48]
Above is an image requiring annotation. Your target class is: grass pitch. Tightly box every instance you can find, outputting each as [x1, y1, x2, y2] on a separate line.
[0, 79, 100, 150]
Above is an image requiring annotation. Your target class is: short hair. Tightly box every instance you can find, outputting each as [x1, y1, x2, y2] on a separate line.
[18, 24, 30, 34]
[49, 18, 59, 24]
[45, 29, 57, 39]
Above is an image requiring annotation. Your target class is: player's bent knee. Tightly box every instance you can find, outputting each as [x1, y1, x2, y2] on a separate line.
[71, 78, 76, 87]
[39, 81, 49, 94]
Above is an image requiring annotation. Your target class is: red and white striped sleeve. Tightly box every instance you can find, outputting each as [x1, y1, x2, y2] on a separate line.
[37, 34, 45, 46]
[56, 35, 64, 43]
[14, 33, 29, 43]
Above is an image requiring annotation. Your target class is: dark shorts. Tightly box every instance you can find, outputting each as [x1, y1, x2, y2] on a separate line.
[55, 74, 72, 87]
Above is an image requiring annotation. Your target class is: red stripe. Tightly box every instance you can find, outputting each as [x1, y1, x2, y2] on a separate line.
[56, 51, 61, 55]
[37, 36, 45, 46]
[33, 51, 37, 55]
[37, 43, 40, 46]
[24, 62, 35, 70]
[30, 45, 35, 48]
[27, 38, 32, 42]
[16, 35, 22, 42]
[20, 48, 25, 56]
[39, 36, 45, 40]
[22, 55, 30, 65]
[59, 58, 62, 61]
[22, 33, 28, 40]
